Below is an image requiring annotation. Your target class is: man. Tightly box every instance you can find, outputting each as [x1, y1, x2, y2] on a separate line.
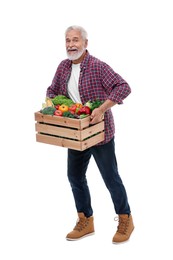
[46, 25, 134, 243]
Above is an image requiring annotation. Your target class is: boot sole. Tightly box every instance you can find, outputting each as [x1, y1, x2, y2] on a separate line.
[66, 232, 95, 241]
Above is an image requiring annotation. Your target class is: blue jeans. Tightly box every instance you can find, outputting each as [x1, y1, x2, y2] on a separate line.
[67, 137, 131, 217]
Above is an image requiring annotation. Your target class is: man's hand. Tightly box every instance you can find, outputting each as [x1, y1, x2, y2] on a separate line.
[90, 99, 117, 124]
[90, 108, 104, 125]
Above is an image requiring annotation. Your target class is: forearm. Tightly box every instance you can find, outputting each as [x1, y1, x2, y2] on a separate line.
[99, 99, 117, 114]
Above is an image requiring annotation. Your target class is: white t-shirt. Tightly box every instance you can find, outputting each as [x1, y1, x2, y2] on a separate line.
[67, 63, 82, 103]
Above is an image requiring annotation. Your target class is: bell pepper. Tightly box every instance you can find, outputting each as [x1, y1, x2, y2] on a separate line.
[59, 104, 69, 113]
[75, 103, 83, 108]
[77, 106, 91, 115]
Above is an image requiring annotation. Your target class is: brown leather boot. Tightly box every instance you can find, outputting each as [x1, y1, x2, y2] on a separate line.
[112, 214, 134, 243]
[66, 212, 95, 241]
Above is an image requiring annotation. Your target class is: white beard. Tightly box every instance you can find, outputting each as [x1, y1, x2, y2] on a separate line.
[67, 47, 86, 61]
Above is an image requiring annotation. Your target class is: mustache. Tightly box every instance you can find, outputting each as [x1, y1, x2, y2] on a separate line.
[67, 48, 78, 51]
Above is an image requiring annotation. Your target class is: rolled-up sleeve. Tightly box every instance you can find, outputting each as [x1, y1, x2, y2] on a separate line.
[102, 63, 131, 104]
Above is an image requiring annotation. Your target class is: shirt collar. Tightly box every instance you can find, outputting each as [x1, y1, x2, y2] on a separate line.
[80, 50, 90, 69]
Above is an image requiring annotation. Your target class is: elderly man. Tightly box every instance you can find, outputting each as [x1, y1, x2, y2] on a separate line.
[46, 25, 134, 243]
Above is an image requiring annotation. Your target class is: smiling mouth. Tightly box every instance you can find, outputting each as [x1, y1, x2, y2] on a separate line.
[68, 48, 78, 52]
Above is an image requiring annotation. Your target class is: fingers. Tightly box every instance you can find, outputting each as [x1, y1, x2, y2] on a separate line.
[90, 114, 104, 124]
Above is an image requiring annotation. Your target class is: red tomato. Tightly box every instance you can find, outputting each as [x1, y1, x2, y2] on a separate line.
[55, 105, 60, 110]
[69, 104, 77, 113]
[54, 110, 63, 116]
[69, 110, 75, 114]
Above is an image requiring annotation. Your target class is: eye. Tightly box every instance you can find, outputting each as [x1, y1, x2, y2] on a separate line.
[73, 38, 79, 43]
[66, 39, 70, 43]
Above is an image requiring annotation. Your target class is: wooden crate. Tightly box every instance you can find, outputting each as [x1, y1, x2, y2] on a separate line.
[34, 112, 105, 151]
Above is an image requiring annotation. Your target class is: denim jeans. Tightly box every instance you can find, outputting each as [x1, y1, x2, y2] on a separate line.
[67, 137, 131, 217]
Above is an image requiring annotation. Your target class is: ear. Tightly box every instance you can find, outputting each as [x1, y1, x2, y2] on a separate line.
[84, 39, 88, 48]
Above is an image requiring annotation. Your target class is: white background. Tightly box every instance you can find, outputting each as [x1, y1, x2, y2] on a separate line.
[0, 0, 173, 259]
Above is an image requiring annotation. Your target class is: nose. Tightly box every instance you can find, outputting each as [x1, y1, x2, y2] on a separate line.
[67, 40, 74, 49]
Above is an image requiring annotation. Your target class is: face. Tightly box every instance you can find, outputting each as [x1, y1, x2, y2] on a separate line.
[65, 29, 88, 61]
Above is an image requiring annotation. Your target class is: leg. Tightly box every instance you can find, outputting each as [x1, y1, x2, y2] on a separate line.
[91, 137, 131, 215]
[67, 148, 93, 217]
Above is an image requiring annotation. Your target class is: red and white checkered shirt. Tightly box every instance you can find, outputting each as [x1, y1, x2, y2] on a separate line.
[46, 51, 131, 145]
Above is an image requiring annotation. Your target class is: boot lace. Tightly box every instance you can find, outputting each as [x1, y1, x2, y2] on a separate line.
[114, 216, 129, 235]
[74, 218, 89, 232]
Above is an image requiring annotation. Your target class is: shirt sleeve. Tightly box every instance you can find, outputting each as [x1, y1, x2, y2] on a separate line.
[46, 67, 60, 98]
[101, 63, 131, 104]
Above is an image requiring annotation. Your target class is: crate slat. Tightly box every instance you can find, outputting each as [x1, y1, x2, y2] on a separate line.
[80, 121, 104, 140]
[80, 132, 105, 150]
[36, 132, 105, 151]
[35, 123, 81, 140]
[34, 112, 90, 129]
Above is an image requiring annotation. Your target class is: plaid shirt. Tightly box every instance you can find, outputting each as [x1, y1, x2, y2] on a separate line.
[46, 50, 131, 145]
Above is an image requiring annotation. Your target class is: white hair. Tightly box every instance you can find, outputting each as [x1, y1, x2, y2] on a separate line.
[65, 25, 88, 40]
